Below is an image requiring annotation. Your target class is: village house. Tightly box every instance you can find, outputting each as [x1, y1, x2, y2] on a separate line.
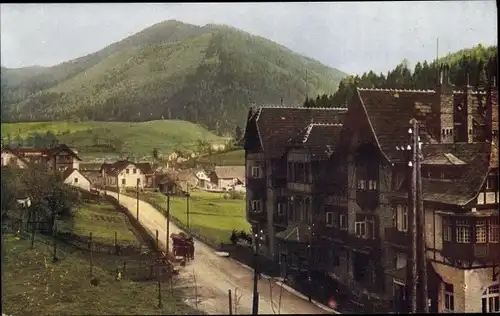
[194, 168, 211, 189]
[243, 62, 499, 313]
[62, 168, 91, 191]
[79, 163, 103, 187]
[100, 160, 154, 190]
[1, 144, 81, 171]
[209, 166, 246, 190]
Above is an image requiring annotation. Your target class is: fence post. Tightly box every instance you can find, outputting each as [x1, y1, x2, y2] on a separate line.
[52, 222, 58, 263]
[89, 232, 93, 277]
[31, 221, 36, 249]
[228, 289, 233, 315]
[115, 231, 118, 255]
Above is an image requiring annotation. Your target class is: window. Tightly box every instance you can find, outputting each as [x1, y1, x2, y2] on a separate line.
[490, 219, 499, 243]
[444, 283, 454, 312]
[277, 203, 285, 216]
[122, 179, 126, 185]
[482, 285, 500, 313]
[368, 180, 377, 190]
[442, 129, 445, 136]
[74, 177, 78, 183]
[287, 162, 294, 181]
[357, 179, 366, 190]
[355, 221, 366, 237]
[126, 169, 129, 174]
[396, 205, 408, 232]
[443, 219, 452, 242]
[326, 212, 334, 227]
[251, 200, 261, 213]
[251, 166, 262, 178]
[339, 214, 348, 230]
[133, 168, 137, 174]
[476, 220, 487, 243]
[456, 220, 471, 243]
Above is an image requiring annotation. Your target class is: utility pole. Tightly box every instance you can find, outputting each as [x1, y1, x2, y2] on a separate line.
[252, 226, 262, 315]
[166, 193, 171, 257]
[136, 179, 140, 221]
[415, 119, 429, 313]
[410, 120, 418, 314]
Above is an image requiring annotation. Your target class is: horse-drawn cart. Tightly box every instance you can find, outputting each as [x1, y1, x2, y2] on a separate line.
[171, 232, 195, 261]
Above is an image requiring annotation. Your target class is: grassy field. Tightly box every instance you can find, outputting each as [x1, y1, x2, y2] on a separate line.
[2, 200, 201, 315]
[139, 190, 249, 244]
[1, 120, 227, 158]
[57, 200, 141, 247]
[197, 149, 245, 166]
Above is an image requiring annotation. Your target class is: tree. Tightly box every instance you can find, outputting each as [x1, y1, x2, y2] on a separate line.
[152, 148, 160, 161]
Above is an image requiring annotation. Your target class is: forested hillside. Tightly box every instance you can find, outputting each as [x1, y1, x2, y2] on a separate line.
[304, 44, 498, 108]
[1, 20, 346, 134]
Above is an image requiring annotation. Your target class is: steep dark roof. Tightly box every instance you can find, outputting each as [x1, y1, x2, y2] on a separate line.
[356, 87, 496, 163]
[5, 144, 81, 161]
[254, 106, 347, 158]
[288, 123, 343, 160]
[356, 88, 436, 162]
[390, 142, 493, 205]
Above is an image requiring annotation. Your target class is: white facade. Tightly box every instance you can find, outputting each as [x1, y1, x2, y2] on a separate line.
[104, 163, 146, 189]
[1, 150, 28, 168]
[64, 169, 91, 191]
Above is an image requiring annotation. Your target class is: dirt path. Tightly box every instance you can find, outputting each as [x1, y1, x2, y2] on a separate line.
[105, 191, 330, 315]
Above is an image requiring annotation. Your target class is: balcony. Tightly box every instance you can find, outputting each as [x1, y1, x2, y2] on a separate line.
[356, 190, 380, 210]
[442, 242, 500, 263]
[384, 227, 410, 251]
[346, 234, 381, 253]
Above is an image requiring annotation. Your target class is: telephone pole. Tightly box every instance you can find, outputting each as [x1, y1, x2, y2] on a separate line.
[405, 118, 427, 313]
[409, 121, 418, 314]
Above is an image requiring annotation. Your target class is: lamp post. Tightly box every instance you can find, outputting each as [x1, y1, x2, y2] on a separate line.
[252, 226, 265, 315]
[162, 184, 173, 257]
[136, 178, 140, 221]
[307, 224, 313, 303]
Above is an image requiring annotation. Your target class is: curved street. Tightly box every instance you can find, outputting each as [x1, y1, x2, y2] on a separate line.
[105, 191, 333, 315]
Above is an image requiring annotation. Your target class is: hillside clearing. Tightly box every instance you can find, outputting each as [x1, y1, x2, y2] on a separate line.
[1, 120, 228, 158]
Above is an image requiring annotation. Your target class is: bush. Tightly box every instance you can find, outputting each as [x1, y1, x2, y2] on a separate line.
[225, 190, 245, 200]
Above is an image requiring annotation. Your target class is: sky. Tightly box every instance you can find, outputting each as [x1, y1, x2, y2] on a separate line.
[0, 2, 497, 75]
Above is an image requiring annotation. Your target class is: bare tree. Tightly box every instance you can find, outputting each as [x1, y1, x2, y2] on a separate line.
[191, 270, 199, 310]
[267, 277, 285, 315]
[232, 287, 244, 315]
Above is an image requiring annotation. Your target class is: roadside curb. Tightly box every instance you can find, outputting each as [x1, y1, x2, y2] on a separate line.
[227, 257, 340, 314]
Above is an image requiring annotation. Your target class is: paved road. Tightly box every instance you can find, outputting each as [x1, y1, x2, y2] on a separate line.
[106, 191, 331, 315]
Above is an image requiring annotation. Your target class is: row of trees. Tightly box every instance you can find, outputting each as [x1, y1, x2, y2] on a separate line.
[304, 44, 498, 108]
[1, 167, 80, 226]
[3, 131, 59, 148]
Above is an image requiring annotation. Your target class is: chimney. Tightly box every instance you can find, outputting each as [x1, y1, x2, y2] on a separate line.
[434, 64, 454, 143]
